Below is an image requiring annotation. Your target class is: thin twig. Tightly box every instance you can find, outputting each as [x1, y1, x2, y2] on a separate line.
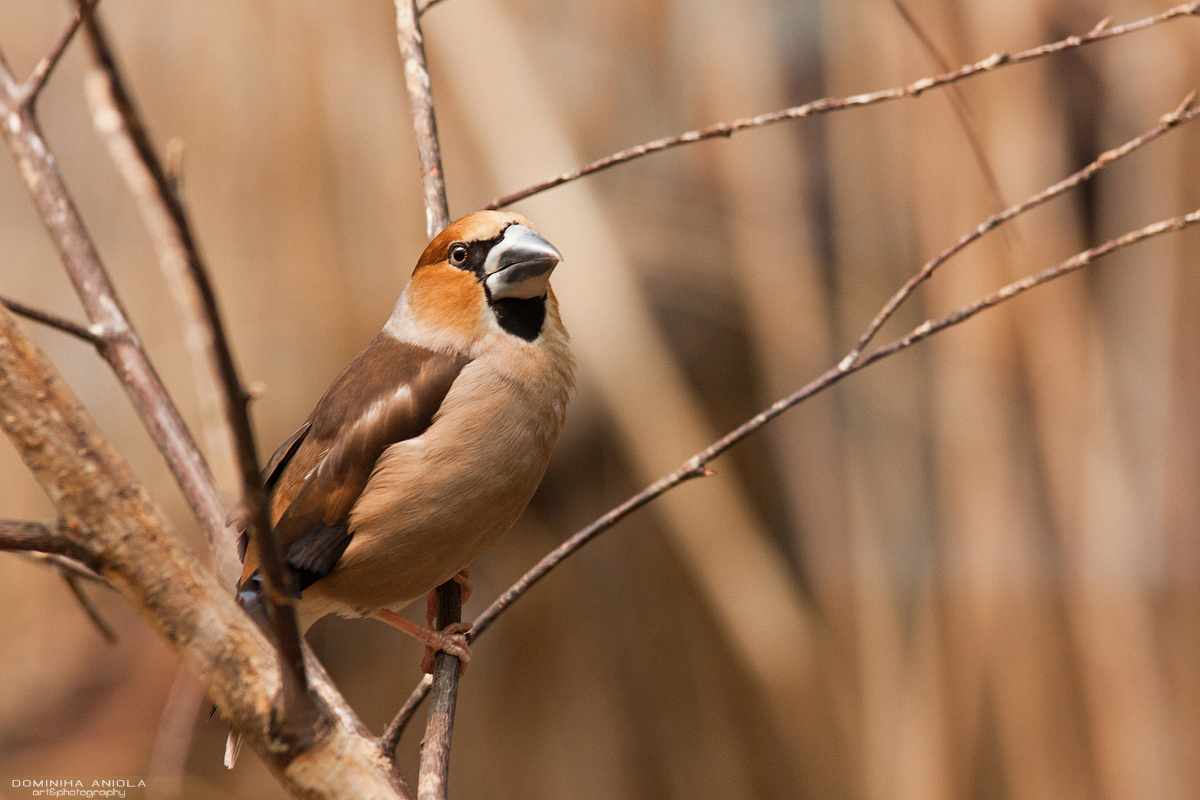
[892, 0, 1012, 241]
[0, 519, 115, 640]
[891, 0, 1011, 221]
[845, 91, 1200, 365]
[392, 2, 460, 791]
[56, 566, 118, 643]
[0, 41, 241, 583]
[416, 0, 447, 14]
[396, 0, 450, 238]
[386, 206, 1200, 733]
[1, 296, 104, 345]
[487, 1, 1200, 209]
[78, 1, 317, 733]
[0, 519, 99, 567]
[148, 665, 207, 800]
[380, 674, 432, 757]
[19, 1, 95, 106]
[18, 550, 105, 582]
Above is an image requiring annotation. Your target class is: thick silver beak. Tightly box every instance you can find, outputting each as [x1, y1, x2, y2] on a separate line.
[483, 224, 562, 300]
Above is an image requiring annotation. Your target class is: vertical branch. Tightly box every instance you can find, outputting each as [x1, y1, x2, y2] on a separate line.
[394, 1, 460, 793]
[417, 581, 462, 800]
[396, 0, 450, 238]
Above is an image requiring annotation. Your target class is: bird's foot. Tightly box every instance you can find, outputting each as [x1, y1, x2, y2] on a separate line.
[419, 622, 472, 675]
[374, 609, 472, 675]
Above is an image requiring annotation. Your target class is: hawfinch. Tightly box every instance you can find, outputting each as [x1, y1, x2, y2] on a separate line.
[235, 209, 573, 684]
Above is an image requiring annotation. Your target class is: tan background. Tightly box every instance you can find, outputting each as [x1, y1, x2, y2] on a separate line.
[1, 1, 1199, 798]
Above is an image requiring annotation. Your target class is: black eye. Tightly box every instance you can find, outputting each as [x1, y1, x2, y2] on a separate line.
[449, 244, 468, 266]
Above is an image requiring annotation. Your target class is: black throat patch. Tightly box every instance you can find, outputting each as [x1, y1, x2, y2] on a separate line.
[491, 295, 546, 341]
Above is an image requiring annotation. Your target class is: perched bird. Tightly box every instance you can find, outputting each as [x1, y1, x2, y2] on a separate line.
[226, 210, 573, 766]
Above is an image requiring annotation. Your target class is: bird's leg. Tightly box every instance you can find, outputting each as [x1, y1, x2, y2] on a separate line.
[374, 608, 472, 674]
[417, 566, 473, 672]
[423, 566, 473, 628]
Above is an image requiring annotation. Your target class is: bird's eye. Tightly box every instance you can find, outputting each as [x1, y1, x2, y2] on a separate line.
[449, 244, 468, 266]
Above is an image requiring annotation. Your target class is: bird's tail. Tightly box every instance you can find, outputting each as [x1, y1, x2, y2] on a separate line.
[221, 575, 270, 769]
[224, 731, 243, 769]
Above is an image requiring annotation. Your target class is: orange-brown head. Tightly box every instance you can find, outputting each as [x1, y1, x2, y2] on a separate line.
[391, 211, 563, 353]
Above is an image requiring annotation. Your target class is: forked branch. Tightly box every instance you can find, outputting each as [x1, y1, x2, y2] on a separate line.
[385, 95, 1200, 739]
[78, 0, 317, 736]
[392, 1, 462, 793]
[0, 40, 241, 582]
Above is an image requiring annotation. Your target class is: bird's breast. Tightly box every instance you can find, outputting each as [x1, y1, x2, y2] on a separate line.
[307, 341, 572, 614]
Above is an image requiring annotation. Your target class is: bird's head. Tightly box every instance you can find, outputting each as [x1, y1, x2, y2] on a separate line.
[393, 211, 563, 352]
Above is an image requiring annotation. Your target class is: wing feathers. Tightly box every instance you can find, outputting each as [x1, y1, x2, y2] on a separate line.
[263, 421, 311, 492]
[287, 522, 352, 591]
[239, 334, 468, 588]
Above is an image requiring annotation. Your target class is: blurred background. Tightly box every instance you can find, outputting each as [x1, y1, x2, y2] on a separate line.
[1, 0, 1198, 798]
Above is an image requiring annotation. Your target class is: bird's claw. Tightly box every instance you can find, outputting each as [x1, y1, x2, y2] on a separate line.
[420, 622, 472, 675]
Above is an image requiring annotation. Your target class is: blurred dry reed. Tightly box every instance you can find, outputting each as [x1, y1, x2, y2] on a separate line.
[1, 1, 1199, 799]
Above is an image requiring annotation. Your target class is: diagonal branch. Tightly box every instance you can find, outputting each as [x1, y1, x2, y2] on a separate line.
[0, 296, 103, 345]
[380, 674, 432, 756]
[486, 1, 1200, 209]
[393, 1, 461, 792]
[0, 300, 409, 800]
[19, 1, 95, 106]
[385, 205, 1200, 743]
[845, 91, 1200, 365]
[78, 1, 316, 734]
[0, 519, 118, 642]
[55, 565, 118, 643]
[0, 42, 241, 584]
[891, 0, 1010, 221]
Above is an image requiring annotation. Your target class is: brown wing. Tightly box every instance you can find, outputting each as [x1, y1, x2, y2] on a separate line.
[240, 334, 469, 589]
[263, 421, 311, 492]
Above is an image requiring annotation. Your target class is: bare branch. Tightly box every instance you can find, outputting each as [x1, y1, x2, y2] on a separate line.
[891, 0, 1010, 221]
[381, 674, 432, 758]
[19, 1, 95, 106]
[1, 518, 118, 642]
[0, 301, 409, 800]
[0, 519, 97, 565]
[417, 0, 448, 14]
[417, 582, 462, 800]
[147, 666, 206, 799]
[0, 46, 242, 584]
[862, 210, 1200, 363]
[17, 550, 105, 582]
[56, 566, 118, 643]
[487, 1, 1200, 209]
[846, 92, 1200, 365]
[395, 0, 450, 238]
[387, 205, 1200, 729]
[392, 3, 463, 791]
[1, 295, 104, 345]
[79, 0, 316, 731]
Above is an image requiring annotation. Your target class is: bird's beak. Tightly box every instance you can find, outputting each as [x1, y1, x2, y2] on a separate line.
[483, 225, 562, 300]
